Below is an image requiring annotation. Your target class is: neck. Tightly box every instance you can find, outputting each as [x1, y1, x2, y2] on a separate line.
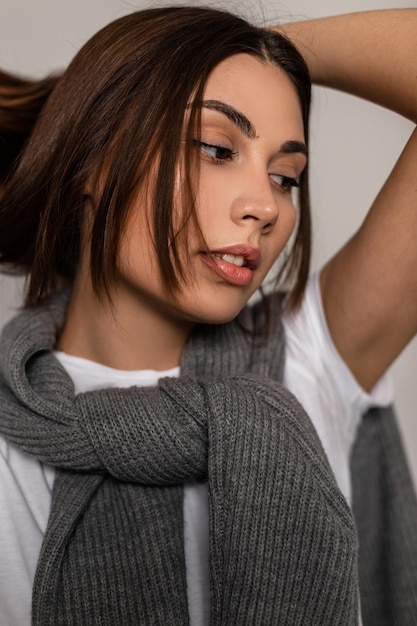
[56, 277, 193, 371]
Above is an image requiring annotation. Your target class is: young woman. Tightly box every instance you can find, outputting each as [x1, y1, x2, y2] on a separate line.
[0, 6, 416, 625]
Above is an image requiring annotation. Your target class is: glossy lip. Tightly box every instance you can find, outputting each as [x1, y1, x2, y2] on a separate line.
[209, 243, 261, 270]
[199, 243, 261, 286]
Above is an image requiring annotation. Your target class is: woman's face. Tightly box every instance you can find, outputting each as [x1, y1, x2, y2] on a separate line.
[117, 53, 307, 327]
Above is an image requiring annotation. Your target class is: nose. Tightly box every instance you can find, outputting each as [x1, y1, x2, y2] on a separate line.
[230, 175, 279, 231]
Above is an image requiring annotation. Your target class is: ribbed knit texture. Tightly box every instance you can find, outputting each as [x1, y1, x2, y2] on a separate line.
[0, 290, 363, 625]
[351, 407, 417, 625]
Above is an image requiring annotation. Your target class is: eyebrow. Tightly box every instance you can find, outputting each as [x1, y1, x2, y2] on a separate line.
[196, 99, 308, 157]
[279, 140, 308, 158]
[200, 99, 257, 139]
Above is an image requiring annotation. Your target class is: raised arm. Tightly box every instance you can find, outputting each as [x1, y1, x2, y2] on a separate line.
[276, 9, 417, 391]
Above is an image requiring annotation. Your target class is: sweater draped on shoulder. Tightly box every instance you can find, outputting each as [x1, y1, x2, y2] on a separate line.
[0, 290, 415, 624]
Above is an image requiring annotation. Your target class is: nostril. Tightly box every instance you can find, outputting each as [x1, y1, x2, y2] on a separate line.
[263, 215, 279, 232]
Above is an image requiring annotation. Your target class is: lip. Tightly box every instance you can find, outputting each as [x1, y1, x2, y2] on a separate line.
[199, 243, 261, 286]
[210, 244, 261, 270]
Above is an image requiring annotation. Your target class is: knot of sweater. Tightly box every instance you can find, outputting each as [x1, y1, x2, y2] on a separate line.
[0, 291, 362, 625]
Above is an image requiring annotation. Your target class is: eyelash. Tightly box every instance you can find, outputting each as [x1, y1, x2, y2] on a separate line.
[197, 140, 237, 164]
[270, 174, 300, 192]
[195, 140, 300, 192]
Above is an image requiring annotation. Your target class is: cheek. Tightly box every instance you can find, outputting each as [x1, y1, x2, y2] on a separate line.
[266, 200, 298, 265]
[117, 199, 155, 278]
[282, 201, 298, 237]
[194, 169, 232, 232]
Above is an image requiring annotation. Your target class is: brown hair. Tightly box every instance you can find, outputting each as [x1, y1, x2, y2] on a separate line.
[0, 70, 59, 185]
[0, 7, 311, 308]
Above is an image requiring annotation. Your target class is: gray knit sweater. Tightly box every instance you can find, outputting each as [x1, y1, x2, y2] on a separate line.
[0, 290, 416, 625]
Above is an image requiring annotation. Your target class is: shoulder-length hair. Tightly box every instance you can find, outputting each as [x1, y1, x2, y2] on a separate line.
[0, 6, 311, 308]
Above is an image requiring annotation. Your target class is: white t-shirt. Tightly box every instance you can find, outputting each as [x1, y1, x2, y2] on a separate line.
[0, 274, 391, 626]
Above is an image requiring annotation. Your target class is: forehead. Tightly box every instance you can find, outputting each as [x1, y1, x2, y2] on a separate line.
[201, 53, 305, 142]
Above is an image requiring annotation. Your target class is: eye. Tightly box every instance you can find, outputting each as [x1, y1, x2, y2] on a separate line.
[270, 174, 300, 193]
[196, 141, 237, 164]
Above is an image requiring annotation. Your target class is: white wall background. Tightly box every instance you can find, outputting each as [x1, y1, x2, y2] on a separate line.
[1, 0, 416, 485]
